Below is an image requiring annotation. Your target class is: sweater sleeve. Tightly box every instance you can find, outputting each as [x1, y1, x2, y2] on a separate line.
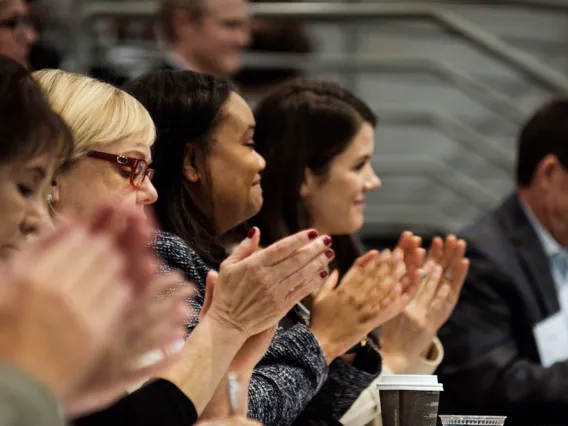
[248, 323, 329, 426]
[0, 363, 65, 426]
[73, 379, 198, 426]
[303, 338, 383, 420]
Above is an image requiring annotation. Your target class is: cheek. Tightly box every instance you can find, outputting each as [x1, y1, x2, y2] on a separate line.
[0, 191, 24, 245]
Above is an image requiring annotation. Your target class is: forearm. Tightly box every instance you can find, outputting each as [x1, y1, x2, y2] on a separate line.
[304, 341, 382, 420]
[160, 315, 246, 415]
[201, 371, 251, 420]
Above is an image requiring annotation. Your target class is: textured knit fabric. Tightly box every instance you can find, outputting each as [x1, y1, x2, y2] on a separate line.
[154, 230, 383, 426]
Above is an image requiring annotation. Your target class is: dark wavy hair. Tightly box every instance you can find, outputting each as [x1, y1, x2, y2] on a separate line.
[250, 78, 378, 276]
[0, 55, 73, 168]
[123, 70, 233, 265]
[516, 98, 568, 187]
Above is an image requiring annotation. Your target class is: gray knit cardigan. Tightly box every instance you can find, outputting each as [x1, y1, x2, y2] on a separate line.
[154, 231, 382, 426]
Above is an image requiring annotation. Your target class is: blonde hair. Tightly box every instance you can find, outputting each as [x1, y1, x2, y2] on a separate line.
[32, 69, 156, 160]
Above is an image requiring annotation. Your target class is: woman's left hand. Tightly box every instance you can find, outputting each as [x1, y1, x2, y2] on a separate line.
[380, 235, 469, 374]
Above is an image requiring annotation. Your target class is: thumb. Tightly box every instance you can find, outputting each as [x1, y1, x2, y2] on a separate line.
[314, 270, 339, 303]
[200, 270, 217, 320]
[224, 227, 260, 266]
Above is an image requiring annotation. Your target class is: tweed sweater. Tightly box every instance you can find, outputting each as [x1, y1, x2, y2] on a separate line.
[154, 231, 382, 426]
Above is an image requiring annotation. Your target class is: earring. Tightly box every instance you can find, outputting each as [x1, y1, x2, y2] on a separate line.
[46, 193, 53, 204]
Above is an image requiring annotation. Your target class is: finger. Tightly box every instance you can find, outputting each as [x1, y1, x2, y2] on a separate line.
[256, 229, 328, 266]
[314, 270, 339, 303]
[270, 235, 333, 288]
[88, 202, 124, 239]
[278, 246, 335, 301]
[417, 264, 442, 305]
[284, 270, 327, 309]
[396, 231, 415, 253]
[354, 250, 380, 267]
[223, 227, 261, 266]
[18, 219, 75, 264]
[201, 271, 217, 319]
[117, 213, 157, 294]
[96, 281, 133, 336]
[426, 236, 444, 263]
[440, 235, 458, 269]
[38, 228, 99, 290]
[446, 258, 469, 301]
[446, 238, 467, 273]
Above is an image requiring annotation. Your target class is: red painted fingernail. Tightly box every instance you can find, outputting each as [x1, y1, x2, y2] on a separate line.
[308, 230, 319, 240]
[323, 237, 332, 246]
[325, 249, 335, 259]
[320, 270, 329, 278]
[247, 227, 256, 239]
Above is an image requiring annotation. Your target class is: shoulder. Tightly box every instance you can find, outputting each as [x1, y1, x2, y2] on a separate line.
[153, 231, 212, 288]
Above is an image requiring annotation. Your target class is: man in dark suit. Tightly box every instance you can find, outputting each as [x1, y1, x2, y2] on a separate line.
[438, 99, 568, 426]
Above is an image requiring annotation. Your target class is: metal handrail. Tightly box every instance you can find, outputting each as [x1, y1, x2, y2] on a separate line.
[376, 109, 516, 172]
[77, 2, 568, 93]
[242, 53, 527, 124]
[373, 155, 503, 210]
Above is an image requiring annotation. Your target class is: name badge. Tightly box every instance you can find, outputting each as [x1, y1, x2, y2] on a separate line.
[533, 311, 568, 367]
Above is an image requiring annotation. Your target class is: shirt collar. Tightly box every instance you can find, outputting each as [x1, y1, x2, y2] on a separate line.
[520, 199, 564, 258]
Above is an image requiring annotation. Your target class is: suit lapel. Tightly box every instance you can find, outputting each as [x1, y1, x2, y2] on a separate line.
[504, 194, 560, 317]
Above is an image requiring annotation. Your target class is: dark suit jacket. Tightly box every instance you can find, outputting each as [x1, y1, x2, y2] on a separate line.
[438, 193, 568, 426]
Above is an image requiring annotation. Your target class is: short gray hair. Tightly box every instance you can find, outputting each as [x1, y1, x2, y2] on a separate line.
[157, 0, 207, 43]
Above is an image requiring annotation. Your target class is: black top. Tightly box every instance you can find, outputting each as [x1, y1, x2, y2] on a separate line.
[73, 379, 197, 426]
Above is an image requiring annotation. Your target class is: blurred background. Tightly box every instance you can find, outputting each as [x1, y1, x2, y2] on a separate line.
[29, 0, 568, 248]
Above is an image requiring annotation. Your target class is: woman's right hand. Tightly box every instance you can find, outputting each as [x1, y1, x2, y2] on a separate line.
[205, 227, 334, 338]
[309, 248, 419, 363]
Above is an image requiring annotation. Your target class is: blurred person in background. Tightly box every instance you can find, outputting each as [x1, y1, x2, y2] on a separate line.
[155, 0, 251, 77]
[249, 78, 469, 426]
[233, 0, 315, 99]
[0, 0, 36, 67]
[438, 98, 568, 426]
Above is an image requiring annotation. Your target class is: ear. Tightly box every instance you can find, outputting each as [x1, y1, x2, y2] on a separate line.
[49, 177, 61, 207]
[171, 9, 193, 39]
[535, 154, 561, 189]
[300, 168, 316, 198]
[183, 145, 200, 183]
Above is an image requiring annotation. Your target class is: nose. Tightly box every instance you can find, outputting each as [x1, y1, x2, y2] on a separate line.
[236, 24, 251, 48]
[23, 24, 38, 46]
[364, 166, 381, 192]
[255, 150, 266, 173]
[20, 198, 52, 241]
[136, 177, 158, 206]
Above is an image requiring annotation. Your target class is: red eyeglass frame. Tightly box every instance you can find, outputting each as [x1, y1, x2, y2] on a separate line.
[86, 151, 155, 189]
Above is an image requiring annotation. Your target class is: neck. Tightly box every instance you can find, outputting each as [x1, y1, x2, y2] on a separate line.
[517, 187, 558, 241]
[168, 45, 214, 76]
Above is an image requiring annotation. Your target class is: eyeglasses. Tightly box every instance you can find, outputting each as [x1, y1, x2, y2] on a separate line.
[87, 151, 155, 189]
[0, 15, 34, 38]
